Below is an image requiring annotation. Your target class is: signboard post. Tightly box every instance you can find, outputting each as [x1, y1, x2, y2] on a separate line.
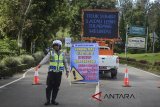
[70, 43, 99, 83]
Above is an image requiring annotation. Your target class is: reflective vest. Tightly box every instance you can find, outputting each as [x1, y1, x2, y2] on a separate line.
[49, 51, 64, 72]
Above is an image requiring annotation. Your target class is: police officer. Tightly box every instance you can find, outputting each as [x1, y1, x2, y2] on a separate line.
[36, 40, 69, 106]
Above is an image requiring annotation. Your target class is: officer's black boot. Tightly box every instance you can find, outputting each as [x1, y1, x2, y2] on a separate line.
[44, 101, 50, 106]
[51, 101, 59, 105]
[51, 87, 59, 105]
[45, 87, 52, 106]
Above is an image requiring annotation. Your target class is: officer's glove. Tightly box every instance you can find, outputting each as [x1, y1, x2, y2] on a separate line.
[35, 64, 41, 71]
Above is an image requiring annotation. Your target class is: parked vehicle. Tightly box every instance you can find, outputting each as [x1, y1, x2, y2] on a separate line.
[99, 45, 119, 78]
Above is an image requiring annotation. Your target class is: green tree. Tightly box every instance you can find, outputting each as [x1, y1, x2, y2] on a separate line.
[147, 1, 160, 52]
[155, 13, 160, 52]
[119, 13, 126, 41]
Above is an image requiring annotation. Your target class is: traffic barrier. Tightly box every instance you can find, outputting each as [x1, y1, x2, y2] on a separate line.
[32, 68, 41, 85]
[123, 68, 131, 87]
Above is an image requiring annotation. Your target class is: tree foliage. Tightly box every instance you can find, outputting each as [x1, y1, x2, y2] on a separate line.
[0, 0, 160, 54]
[119, 0, 160, 53]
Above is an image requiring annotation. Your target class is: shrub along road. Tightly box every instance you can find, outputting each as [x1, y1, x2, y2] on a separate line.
[118, 53, 160, 64]
[118, 53, 160, 74]
[0, 64, 160, 107]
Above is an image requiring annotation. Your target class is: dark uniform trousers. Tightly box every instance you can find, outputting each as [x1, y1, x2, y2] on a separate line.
[46, 71, 62, 102]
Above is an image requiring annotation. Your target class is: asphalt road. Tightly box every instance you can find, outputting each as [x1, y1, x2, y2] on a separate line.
[0, 64, 160, 107]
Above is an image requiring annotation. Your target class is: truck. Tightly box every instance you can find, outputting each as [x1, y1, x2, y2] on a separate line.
[98, 41, 119, 78]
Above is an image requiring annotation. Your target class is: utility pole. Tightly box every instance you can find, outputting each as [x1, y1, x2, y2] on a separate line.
[152, 32, 157, 53]
[125, 24, 128, 61]
[145, 27, 148, 52]
[145, 0, 149, 53]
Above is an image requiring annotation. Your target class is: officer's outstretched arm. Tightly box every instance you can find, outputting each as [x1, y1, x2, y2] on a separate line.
[35, 52, 50, 70]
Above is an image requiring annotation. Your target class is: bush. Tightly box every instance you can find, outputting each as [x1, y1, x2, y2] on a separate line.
[127, 58, 136, 62]
[20, 55, 35, 66]
[0, 62, 6, 70]
[0, 54, 37, 78]
[114, 44, 124, 53]
[119, 57, 126, 60]
[20, 49, 27, 55]
[0, 38, 19, 55]
[2, 57, 21, 68]
[0, 61, 9, 78]
[0, 62, 6, 77]
[154, 61, 160, 66]
[0, 39, 10, 52]
[138, 60, 149, 64]
[119, 57, 136, 62]
[0, 51, 16, 59]
[33, 51, 44, 64]
[8, 40, 19, 53]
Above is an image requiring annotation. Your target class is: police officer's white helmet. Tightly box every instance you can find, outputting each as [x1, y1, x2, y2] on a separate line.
[56, 40, 62, 46]
[52, 40, 62, 49]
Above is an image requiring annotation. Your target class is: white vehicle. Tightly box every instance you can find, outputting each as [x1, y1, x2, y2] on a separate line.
[98, 46, 119, 78]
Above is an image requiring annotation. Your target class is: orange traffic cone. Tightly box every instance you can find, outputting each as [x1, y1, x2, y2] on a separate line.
[123, 68, 131, 87]
[32, 69, 41, 85]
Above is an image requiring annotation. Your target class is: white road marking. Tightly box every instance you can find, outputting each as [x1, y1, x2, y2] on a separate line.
[0, 67, 34, 89]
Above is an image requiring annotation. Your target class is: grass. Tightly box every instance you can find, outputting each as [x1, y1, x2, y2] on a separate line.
[118, 53, 160, 64]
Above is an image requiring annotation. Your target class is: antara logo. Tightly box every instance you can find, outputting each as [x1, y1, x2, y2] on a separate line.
[104, 93, 135, 99]
[92, 92, 135, 102]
